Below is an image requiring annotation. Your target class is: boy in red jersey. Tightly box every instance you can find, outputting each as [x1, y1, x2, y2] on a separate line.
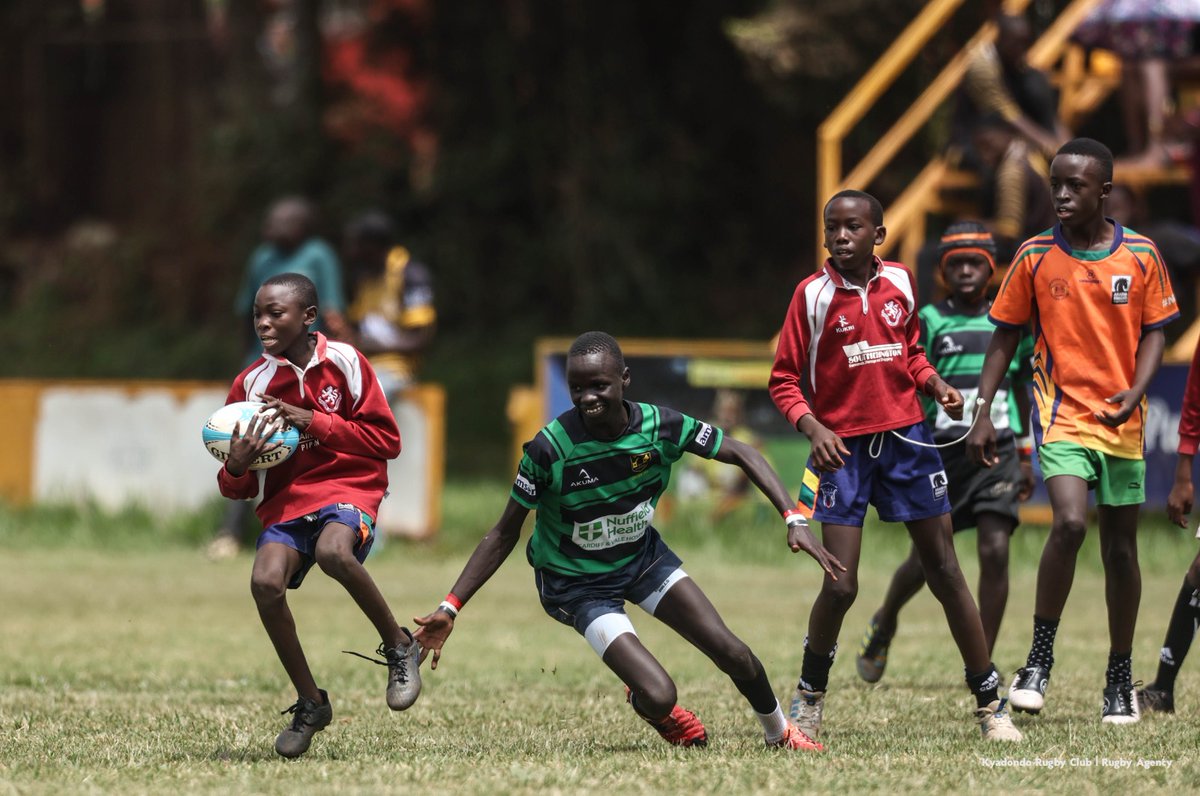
[1137, 338, 1200, 715]
[770, 190, 1021, 743]
[968, 138, 1179, 724]
[217, 272, 421, 758]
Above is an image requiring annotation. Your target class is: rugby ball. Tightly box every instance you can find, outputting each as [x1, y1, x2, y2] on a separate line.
[203, 401, 301, 470]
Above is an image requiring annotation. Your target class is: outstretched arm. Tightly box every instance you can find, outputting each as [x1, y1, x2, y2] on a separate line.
[412, 498, 529, 669]
[713, 436, 846, 579]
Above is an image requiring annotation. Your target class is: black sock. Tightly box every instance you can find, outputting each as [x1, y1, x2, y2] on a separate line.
[731, 654, 779, 715]
[965, 665, 1000, 708]
[798, 638, 836, 693]
[1026, 615, 1060, 670]
[1154, 579, 1200, 692]
[1106, 650, 1132, 688]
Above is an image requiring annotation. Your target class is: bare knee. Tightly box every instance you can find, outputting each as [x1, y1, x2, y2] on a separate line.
[821, 576, 858, 615]
[1049, 514, 1088, 552]
[315, 546, 360, 581]
[630, 670, 677, 718]
[709, 636, 756, 680]
[250, 571, 288, 607]
[977, 534, 1010, 576]
[923, 557, 967, 600]
[1101, 535, 1138, 571]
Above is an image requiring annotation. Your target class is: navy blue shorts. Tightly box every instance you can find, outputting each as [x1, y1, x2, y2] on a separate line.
[807, 423, 951, 526]
[257, 502, 376, 589]
[533, 526, 684, 635]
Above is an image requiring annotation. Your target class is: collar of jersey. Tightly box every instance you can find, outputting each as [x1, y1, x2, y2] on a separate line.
[824, 255, 882, 290]
[265, 331, 325, 372]
[1053, 218, 1123, 259]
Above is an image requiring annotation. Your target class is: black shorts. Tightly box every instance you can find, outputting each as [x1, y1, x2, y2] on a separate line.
[533, 526, 683, 635]
[939, 438, 1022, 533]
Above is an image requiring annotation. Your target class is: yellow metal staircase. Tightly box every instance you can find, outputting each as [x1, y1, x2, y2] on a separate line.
[815, 0, 1196, 360]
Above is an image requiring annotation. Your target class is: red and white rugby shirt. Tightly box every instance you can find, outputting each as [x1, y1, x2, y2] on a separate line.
[770, 257, 938, 438]
[1179, 336, 1200, 456]
[216, 332, 401, 526]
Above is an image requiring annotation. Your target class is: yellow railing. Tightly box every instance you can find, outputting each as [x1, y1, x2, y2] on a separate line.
[815, 0, 1104, 264]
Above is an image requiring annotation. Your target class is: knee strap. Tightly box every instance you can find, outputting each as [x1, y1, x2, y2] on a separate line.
[583, 613, 637, 657]
[637, 568, 688, 616]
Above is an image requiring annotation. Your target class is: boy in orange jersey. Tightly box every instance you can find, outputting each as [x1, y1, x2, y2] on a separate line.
[968, 138, 1179, 725]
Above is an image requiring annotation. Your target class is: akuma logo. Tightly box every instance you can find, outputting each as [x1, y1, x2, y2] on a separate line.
[936, 335, 964, 356]
[569, 467, 599, 488]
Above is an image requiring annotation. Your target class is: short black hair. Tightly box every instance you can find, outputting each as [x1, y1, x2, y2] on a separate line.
[1055, 137, 1114, 182]
[568, 331, 625, 369]
[825, 189, 884, 226]
[345, 210, 396, 249]
[262, 272, 319, 310]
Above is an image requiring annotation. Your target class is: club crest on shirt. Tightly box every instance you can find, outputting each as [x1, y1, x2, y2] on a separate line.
[880, 300, 904, 327]
[319, 385, 342, 412]
[630, 451, 653, 473]
[1049, 278, 1070, 300]
[1111, 275, 1131, 305]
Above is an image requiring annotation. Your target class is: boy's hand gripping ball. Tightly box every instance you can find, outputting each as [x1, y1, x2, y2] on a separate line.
[202, 401, 300, 470]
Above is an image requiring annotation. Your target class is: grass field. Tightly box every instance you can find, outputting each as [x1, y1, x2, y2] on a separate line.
[1, 482, 1197, 794]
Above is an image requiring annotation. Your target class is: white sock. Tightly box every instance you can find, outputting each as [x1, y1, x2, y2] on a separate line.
[756, 701, 789, 741]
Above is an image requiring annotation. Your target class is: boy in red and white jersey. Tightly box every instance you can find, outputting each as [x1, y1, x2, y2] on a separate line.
[771, 190, 1021, 743]
[217, 272, 420, 758]
[1139, 336, 1200, 715]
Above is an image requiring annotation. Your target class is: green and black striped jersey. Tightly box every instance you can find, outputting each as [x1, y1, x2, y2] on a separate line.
[918, 299, 1034, 443]
[512, 401, 723, 577]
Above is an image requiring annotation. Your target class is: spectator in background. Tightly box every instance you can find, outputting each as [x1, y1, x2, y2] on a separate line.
[972, 114, 1058, 265]
[209, 195, 351, 561]
[952, 11, 1068, 167]
[234, 196, 351, 345]
[1074, 0, 1200, 165]
[343, 211, 436, 400]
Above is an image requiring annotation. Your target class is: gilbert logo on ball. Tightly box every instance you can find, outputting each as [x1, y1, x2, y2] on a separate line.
[202, 401, 301, 470]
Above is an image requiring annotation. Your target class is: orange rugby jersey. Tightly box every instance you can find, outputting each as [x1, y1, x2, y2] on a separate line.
[989, 223, 1178, 459]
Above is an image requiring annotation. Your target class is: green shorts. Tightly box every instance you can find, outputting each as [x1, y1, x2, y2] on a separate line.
[1037, 441, 1145, 506]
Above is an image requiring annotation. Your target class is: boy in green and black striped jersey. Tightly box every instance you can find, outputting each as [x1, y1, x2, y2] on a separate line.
[857, 222, 1035, 685]
[412, 332, 844, 751]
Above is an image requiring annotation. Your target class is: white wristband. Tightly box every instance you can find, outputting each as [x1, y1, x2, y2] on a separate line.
[437, 600, 459, 619]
